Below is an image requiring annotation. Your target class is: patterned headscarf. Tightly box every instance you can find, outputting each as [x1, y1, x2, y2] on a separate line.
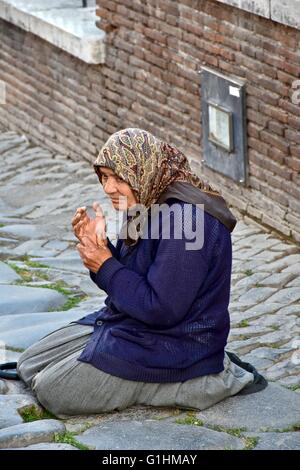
[94, 128, 222, 246]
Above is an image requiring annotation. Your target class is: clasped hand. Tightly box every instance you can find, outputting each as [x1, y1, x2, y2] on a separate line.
[72, 201, 112, 274]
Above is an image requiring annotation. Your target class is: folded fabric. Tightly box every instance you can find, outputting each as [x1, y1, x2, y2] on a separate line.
[225, 350, 268, 395]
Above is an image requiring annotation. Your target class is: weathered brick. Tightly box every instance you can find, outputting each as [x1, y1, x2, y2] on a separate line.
[279, 99, 300, 118]
[248, 138, 269, 157]
[247, 122, 263, 139]
[247, 85, 279, 107]
[285, 156, 300, 173]
[259, 102, 289, 124]
[260, 130, 290, 154]
[267, 147, 286, 165]
[285, 129, 300, 145]
[247, 109, 268, 127]
[288, 115, 300, 131]
[290, 145, 300, 158]
[267, 120, 285, 136]
[282, 180, 300, 200]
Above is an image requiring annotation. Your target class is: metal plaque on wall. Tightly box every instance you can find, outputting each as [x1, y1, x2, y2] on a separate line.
[200, 66, 248, 185]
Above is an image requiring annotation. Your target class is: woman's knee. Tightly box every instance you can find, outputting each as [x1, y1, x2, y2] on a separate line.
[17, 351, 38, 387]
[31, 369, 63, 415]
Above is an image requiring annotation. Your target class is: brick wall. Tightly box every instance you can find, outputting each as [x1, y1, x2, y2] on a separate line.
[0, 0, 300, 244]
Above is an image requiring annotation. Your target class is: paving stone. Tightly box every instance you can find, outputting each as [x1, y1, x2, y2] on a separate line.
[241, 346, 294, 361]
[0, 419, 66, 449]
[26, 201, 68, 219]
[265, 287, 300, 305]
[229, 325, 273, 340]
[270, 243, 299, 254]
[24, 159, 60, 171]
[0, 349, 21, 363]
[231, 272, 246, 286]
[54, 248, 79, 259]
[0, 134, 27, 154]
[232, 259, 263, 273]
[0, 380, 8, 394]
[277, 303, 300, 316]
[239, 355, 274, 371]
[238, 288, 278, 306]
[0, 261, 21, 284]
[42, 240, 69, 251]
[227, 337, 262, 355]
[196, 383, 300, 432]
[233, 247, 266, 260]
[0, 309, 85, 332]
[234, 272, 270, 289]
[0, 394, 39, 430]
[0, 217, 30, 225]
[9, 443, 78, 450]
[282, 264, 300, 276]
[254, 315, 298, 330]
[277, 375, 300, 387]
[257, 254, 300, 274]
[49, 270, 103, 295]
[234, 231, 267, 242]
[0, 285, 67, 316]
[235, 303, 282, 320]
[264, 359, 300, 381]
[258, 273, 296, 288]
[243, 432, 300, 450]
[228, 302, 250, 314]
[0, 224, 45, 239]
[255, 330, 293, 347]
[251, 251, 285, 262]
[9, 240, 49, 256]
[61, 232, 78, 242]
[286, 277, 300, 287]
[236, 239, 280, 251]
[281, 336, 300, 351]
[3, 380, 31, 397]
[75, 419, 245, 450]
[29, 256, 87, 274]
[0, 236, 19, 244]
[0, 318, 84, 350]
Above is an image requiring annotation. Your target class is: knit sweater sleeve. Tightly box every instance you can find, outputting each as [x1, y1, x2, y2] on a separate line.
[90, 205, 219, 328]
[89, 236, 119, 284]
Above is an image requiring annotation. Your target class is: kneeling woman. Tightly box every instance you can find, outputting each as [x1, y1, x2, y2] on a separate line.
[17, 128, 265, 417]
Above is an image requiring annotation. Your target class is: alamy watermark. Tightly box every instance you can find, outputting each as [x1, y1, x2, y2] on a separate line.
[291, 80, 300, 105]
[100, 201, 205, 251]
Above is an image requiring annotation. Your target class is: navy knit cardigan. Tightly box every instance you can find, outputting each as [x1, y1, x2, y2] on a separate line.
[75, 197, 232, 382]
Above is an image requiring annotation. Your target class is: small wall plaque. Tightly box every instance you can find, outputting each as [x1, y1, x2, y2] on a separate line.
[199, 66, 248, 185]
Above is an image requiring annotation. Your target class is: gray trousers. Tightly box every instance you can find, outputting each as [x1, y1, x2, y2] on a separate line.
[17, 323, 254, 418]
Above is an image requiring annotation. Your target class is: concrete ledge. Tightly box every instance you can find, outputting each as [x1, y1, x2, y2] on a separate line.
[271, 0, 300, 30]
[216, 0, 270, 19]
[0, 0, 106, 64]
[217, 0, 300, 30]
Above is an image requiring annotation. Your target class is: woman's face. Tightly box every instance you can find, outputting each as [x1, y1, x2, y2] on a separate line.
[98, 166, 138, 210]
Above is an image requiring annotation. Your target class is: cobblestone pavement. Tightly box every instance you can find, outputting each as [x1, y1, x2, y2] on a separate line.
[0, 128, 299, 450]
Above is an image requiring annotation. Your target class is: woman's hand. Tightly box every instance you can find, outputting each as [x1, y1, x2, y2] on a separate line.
[72, 202, 112, 273]
[72, 201, 107, 246]
[76, 234, 112, 273]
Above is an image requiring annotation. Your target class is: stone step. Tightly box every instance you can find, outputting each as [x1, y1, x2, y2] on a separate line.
[0, 419, 66, 449]
[196, 383, 300, 432]
[75, 419, 245, 450]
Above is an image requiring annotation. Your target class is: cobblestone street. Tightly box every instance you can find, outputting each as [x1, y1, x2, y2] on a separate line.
[0, 127, 299, 450]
